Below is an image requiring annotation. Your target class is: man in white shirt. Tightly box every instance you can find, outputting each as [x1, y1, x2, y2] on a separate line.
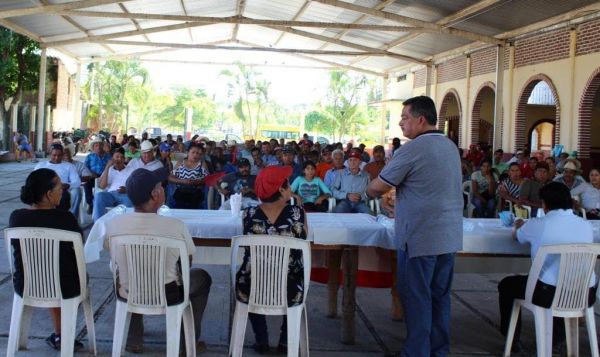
[92, 148, 133, 221]
[127, 140, 163, 171]
[106, 167, 212, 353]
[498, 182, 596, 351]
[34, 144, 82, 216]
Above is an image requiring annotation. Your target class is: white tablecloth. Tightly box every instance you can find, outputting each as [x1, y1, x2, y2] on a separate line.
[85, 208, 600, 263]
[85, 210, 392, 262]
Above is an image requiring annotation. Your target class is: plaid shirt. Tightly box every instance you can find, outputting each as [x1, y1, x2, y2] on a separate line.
[85, 152, 111, 175]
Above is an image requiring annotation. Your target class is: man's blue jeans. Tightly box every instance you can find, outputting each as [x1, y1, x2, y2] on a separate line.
[93, 191, 133, 222]
[397, 250, 455, 357]
[69, 187, 81, 218]
[333, 199, 372, 214]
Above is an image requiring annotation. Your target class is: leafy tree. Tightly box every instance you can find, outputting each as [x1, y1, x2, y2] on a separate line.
[220, 62, 270, 138]
[304, 110, 332, 137]
[0, 28, 41, 149]
[155, 87, 218, 132]
[82, 60, 148, 132]
[319, 70, 367, 142]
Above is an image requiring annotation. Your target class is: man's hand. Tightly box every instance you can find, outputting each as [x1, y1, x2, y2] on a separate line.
[117, 186, 126, 193]
[347, 193, 361, 202]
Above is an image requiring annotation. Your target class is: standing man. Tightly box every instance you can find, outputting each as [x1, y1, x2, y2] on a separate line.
[367, 96, 462, 357]
[13, 130, 37, 163]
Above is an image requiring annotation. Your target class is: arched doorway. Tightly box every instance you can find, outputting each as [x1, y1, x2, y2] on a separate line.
[528, 119, 555, 152]
[514, 74, 560, 153]
[471, 82, 495, 148]
[438, 89, 461, 146]
[578, 67, 600, 170]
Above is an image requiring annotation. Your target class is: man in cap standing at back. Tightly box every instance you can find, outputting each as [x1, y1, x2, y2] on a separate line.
[106, 167, 212, 353]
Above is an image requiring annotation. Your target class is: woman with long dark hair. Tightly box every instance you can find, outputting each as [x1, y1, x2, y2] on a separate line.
[8, 168, 84, 351]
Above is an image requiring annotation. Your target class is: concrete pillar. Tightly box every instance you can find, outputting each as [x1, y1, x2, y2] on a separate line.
[381, 75, 388, 145]
[567, 28, 577, 151]
[505, 45, 515, 151]
[29, 106, 36, 144]
[425, 64, 432, 97]
[185, 107, 193, 140]
[464, 55, 471, 148]
[36, 47, 47, 152]
[10, 104, 18, 152]
[493, 45, 505, 152]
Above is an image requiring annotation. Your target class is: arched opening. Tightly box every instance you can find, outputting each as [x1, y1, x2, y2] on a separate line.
[471, 84, 495, 148]
[438, 90, 461, 146]
[515, 75, 560, 153]
[578, 68, 600, 171]
[528, 119, 555, 152]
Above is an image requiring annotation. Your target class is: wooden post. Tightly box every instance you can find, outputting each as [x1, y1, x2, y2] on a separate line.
[341, 246, 358, 344]
[29, 106, 36, 144]
[327, 250, 342, 318]
[36, 47, 47, 152]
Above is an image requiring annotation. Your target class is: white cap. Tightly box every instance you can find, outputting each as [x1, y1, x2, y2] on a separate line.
[228, 139, 237, 146]
[563, 161, 578, 172]
[140, 140, 154, 152]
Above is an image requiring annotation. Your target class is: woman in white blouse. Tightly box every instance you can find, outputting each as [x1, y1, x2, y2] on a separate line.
[571, 168, 600, 219]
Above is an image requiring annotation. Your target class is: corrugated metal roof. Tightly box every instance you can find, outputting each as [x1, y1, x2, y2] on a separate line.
[0, 0, 598, 76]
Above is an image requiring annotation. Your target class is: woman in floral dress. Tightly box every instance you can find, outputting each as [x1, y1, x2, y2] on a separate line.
[235, 165, 308, 354]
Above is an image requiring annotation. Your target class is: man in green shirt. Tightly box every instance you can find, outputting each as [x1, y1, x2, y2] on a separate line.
[493, 149, 508, 175]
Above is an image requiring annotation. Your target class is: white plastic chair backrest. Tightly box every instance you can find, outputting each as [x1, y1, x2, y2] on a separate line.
[230, 235, 311, 310]
[514, 205, 531, 219]
[462, 180, 472, 194]
[109, 235, 190, 311]
[525, 243, 600, 314]
[3, 228, 86, 304]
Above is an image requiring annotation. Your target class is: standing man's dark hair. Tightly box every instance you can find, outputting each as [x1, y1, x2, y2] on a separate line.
[402, 96, 437, 126]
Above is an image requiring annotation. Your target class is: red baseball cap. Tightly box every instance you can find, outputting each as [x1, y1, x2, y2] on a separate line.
[348, 151, 361, 160]
[255, 165, 293, 200]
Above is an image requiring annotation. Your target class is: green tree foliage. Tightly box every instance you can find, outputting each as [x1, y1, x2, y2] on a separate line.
[304, 110, 330, 136]
[83, 60, 148, 132]
[156, 87, 217, 132]
[0, 28, 40, 148]
[220, 62, 270, 138]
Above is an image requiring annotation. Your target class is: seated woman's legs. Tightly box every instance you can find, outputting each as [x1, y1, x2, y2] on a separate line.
[485, 198, 497, 218]
[471, 196, 485, 218]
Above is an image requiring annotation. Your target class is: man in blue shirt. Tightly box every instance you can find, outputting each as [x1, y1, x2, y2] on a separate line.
[331, 151, 371, 214]
[84, 139, 111, 214]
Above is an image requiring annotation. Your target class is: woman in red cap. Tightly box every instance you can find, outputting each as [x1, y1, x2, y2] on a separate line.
[235, 165, 308, 354]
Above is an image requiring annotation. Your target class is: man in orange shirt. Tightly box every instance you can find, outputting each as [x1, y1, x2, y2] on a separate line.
[364, 145, 386, 180]
[316, 145, 334, 180]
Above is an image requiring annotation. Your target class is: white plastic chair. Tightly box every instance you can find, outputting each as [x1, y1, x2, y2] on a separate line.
[229, 235, 311, 357]
[4, 227, 96, 357]
[463, 180, 475, 218]
[503, 243, 600, 357]
[109, 235, 195, 357]
[514, 205, 532, 219]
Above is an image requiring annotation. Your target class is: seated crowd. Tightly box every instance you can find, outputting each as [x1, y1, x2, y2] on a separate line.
[464, 144, 600, 220]
[10, 124, 600, 354]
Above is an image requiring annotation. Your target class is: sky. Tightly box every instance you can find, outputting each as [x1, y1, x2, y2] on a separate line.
[142, 61, 332, 106]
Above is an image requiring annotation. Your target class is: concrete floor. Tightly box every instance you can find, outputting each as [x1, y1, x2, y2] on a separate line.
[0, 158, 598, 356]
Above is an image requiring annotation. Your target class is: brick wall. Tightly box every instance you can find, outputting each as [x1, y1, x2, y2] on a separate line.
[577, 19, 600, 56]
[413, 67, 427, 88]
[514, 28, 570, 67]
[470, 47, 496, 77]
[437, 56, 466, 83]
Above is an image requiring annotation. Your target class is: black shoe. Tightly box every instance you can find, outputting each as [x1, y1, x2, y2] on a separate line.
[277, 342, 287, 354]
[252, 343, 270, 354]
[45, 333, 84, 351]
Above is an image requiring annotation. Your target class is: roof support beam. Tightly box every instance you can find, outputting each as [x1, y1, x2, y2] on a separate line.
[318, 0, 395, 49]
[349, 0, 504, 66]
[92, 39, 388, 57]
[232, 0, 247, 41]
[238, 40, 384, 77]
[311, 0, 504, 45]
[265, 25, 428, 64]
[0, 0, 132, 19]
[273, 0, 312, 46]
[59, 10, 428, 32]
[118, 3, 151, 43]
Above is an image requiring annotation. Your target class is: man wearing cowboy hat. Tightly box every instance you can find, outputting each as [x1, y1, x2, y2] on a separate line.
[84, 137, 111, 214]
[553, 159, 585, 191]
[127, 140, 163, 171]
